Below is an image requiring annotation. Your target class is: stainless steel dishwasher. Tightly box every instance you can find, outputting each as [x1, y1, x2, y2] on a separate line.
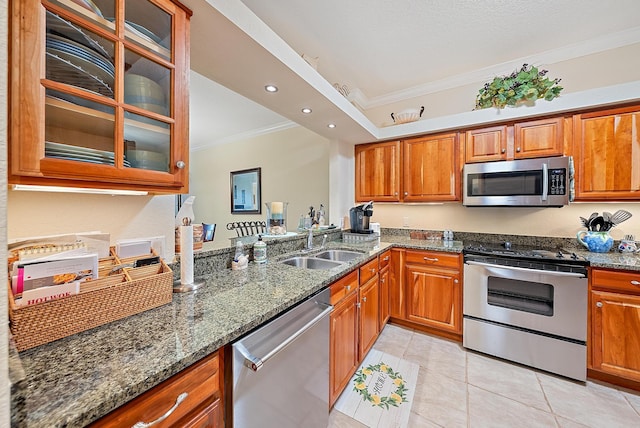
[232, 288, 332, 428]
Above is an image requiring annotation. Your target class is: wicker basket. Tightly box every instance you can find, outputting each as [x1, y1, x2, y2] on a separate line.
[8, 251, 173, 352]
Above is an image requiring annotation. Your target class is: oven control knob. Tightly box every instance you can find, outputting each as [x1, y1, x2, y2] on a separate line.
[596, 302, 603, 308]
[504, 241, 512, 250]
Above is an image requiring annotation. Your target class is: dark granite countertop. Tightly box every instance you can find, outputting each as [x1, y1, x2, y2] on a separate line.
[10, 233, 640, 427]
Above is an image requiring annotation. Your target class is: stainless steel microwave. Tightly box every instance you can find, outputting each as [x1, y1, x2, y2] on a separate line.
[463, 156, 573, 207]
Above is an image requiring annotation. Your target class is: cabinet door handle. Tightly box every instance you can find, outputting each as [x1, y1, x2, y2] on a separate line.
[454, 279, 459, 284]
[423, 257, 439, 262]
[404, 191, 408, 196]
[381, 278, 385, 284]
[132, 392, 188, 428]
[362, 297, 367, 302]
[394, 192, 398, 196]
[501, 148, 506, 154]
[516, 147, 521, 153]
[596, 302, 603, 308]
[175, 160, 186, 169]
[631, 280, 640, 286]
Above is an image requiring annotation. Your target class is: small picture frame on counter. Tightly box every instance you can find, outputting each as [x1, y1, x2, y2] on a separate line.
[203, 223, 216, 242]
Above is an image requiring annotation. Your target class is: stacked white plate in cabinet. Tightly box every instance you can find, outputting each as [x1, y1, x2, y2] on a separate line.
[45, 141, 131, 167]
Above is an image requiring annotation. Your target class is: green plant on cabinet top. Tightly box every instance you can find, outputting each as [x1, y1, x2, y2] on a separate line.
[475, 64, 563, 109]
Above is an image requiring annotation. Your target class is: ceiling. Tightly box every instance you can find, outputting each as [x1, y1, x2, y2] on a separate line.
[184, 0, 640, 150]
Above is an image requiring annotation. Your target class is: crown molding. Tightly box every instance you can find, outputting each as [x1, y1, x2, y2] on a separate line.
[354, 26, 640, 110]
[191, 120, 299, 151]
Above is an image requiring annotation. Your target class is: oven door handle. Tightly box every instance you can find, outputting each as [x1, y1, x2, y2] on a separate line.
[465, 260, 586, 278]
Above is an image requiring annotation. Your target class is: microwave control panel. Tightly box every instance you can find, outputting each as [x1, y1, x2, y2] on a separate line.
[549, 168, 566, 195]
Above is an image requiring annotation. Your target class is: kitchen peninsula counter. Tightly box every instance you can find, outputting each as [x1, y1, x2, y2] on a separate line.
[14, 237, 462, 428]
[10, 233, 640, 427]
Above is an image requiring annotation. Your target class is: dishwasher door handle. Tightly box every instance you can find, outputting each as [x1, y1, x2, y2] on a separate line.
[237, 302, 333, 372]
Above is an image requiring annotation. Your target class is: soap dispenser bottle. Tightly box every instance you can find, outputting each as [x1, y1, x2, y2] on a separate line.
[254, 235, 267, 264]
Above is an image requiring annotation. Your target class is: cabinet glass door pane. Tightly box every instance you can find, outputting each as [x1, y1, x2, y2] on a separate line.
[45, 89, 116, 164]
[124, 49, 171, 117]
[49, 0, 115, 24]
[125, 0, 172, 60]
[124, 113, 171, 172]
[46, 10, 115, 99]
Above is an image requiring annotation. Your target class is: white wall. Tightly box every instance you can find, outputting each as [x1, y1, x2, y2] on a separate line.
[189, 126, 331, 245]
[7, 193, 176, 259]
[328, 139, 356, 226]
[1, 0, 9, 424]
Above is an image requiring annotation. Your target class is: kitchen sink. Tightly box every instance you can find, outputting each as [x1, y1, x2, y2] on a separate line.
[314, 250, 364, 262]
[280, 257, 344, 270]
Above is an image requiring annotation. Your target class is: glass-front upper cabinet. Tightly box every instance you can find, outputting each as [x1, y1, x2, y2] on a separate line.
[9, 0, 192, 193]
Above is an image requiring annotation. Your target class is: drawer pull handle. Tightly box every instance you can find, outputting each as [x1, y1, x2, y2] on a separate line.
[631, 280, 640, 286]
[370, 268, 376, 273]
[596, 302, 603, 308]
[346, 285, 351, 291]
[423, 257, 439, 262]
[132, 392, 188, 428]
[383, 256, 390, 261]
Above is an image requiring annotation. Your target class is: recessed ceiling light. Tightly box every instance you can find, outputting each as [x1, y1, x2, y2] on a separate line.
[301, 108, 312, 114]
[327, 123, 336, 129]
[264, 85, 278, 93]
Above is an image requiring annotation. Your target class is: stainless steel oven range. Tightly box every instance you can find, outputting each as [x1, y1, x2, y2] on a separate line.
[463, 243, 589, 381]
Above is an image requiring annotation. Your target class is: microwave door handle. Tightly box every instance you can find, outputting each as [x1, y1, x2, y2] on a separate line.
[541, 163, 549, 201]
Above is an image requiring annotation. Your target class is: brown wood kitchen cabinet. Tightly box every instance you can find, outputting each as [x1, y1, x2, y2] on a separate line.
[359, 258, 380, 358]
[329, 271, 360, 407]
[9, 0, 192, 193]
[379, 249, 391, 327]
[404, 250, 463, 339]
[465, 117, 565, 163]
[91, 350, 224, 427]
[403, 133, 462, 202]
[572, 105, 640, 200]
[389, 248, 406, 320]
[589, 268, 640, 389]
[355, 140, 402, 202]
[355, 132, 461, 203]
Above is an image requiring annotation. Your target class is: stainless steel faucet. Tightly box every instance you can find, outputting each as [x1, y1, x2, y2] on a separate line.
[321, 234, 327, 249]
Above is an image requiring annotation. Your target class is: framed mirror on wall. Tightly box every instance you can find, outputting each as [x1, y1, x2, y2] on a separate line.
[231, 167, 261, 214]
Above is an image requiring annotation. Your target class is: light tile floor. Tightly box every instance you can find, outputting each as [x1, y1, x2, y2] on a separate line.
[329, 324, 640, 428]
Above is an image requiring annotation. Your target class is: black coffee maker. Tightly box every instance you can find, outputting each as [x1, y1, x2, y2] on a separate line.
[349, 201, 374, 234]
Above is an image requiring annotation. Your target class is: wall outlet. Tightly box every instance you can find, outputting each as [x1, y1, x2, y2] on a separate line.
[402, 216, 410, 228]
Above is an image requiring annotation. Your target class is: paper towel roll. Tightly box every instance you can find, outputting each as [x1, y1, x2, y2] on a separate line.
[180, 225, 194, 285]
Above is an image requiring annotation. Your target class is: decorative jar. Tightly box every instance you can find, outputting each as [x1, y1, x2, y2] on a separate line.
[265, 202, 288, 235]
[576, 231, 614, 253]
